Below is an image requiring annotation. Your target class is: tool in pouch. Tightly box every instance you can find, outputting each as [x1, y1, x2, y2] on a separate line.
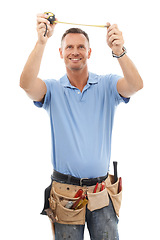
[65, 189, 88, 210]
[64, 189, 83, 209]
[43, 12, 110, 37]
[93, 181, 106, 193]
[113, 161, 122, 193]
[65, 181, 106, 210]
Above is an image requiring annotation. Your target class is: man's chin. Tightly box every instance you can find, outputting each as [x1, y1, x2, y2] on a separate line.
[67, 65, 83, 71]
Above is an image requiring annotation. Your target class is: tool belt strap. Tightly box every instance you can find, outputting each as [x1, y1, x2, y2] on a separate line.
[52, 170, 108, 186]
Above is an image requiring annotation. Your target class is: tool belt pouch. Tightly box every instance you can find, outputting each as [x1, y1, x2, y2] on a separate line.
[106, 174, 122, 217]
[49, 185, 86, 225]
[87, 188, 109, 212]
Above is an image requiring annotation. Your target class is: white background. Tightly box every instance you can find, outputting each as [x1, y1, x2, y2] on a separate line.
[1, 0, 160, 239]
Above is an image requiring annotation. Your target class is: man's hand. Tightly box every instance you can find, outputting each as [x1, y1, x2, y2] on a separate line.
[106, 23, 124, 56]
[36, 13, 57, 45]
[106, 23, 143, 97]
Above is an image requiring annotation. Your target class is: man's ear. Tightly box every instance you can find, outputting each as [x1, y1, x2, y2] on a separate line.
[88, 48, 92, 59]
[59, 48, 63, 59]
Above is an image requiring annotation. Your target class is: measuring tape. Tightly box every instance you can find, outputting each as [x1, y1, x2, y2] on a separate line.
[44, 12, 109, 36]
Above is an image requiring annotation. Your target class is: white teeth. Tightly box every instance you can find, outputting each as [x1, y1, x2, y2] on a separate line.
[69, 58, 81, 60]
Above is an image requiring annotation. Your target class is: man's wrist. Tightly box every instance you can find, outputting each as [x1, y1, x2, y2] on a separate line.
[36, 40, 47, 48]
[112, 46, 127, 58]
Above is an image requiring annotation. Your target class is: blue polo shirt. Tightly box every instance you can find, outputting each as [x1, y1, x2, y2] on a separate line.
[34, 72, 129, 178]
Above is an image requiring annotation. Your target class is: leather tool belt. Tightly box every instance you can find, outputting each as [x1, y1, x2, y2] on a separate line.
[42, 171, 122, 225]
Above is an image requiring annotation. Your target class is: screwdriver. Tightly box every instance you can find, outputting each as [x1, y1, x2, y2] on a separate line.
[74, 189, 83, 198]
[93, 182, 99, 193]
[65, 189, 83, 209]
[101, 181, 105, 191]
[71, 195, 85, 209]
[77, 197, 88, 209]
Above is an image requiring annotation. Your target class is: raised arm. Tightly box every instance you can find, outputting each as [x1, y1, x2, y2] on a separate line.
[20, 13, 56, 101]
[106, 23, 143, 98]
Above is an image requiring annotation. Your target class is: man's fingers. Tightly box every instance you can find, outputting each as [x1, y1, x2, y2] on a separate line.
[45, 24, 53, 32]
[112, 39, 124, 46]
[106, 22, 111, 28]
[108, 24, 118, 32]
[107, 23, 123, 46]
[37, 22, 46, 29]
[37, 16, 50, 25]
[108, 28, 121, 37]
[108, 34, 120, 44]
[36, 13, 48, 19]
[37, 27, 46, 36]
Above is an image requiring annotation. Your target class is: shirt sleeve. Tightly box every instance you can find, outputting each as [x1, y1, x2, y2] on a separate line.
[33, 79, 51, 110]
[107, 74, 130, 105]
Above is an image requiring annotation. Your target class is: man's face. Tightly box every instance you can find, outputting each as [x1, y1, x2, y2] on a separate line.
[59, 33, 91, 71]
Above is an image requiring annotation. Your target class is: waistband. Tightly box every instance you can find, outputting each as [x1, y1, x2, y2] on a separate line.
[52, 170, 108, 186]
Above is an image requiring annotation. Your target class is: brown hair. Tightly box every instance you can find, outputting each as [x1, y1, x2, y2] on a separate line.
[61, 28, 90, 44]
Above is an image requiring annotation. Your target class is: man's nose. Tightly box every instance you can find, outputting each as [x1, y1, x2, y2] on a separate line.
[72, 47, 79, 55]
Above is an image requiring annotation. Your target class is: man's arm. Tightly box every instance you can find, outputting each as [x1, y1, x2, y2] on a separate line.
[106, 23, 143, 98]
[117, 55, 143, 98]
[20, 13, 56, 101]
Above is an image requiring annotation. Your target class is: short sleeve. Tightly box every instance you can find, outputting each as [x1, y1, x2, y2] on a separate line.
[33, 79, 51, 110]
[107, 74, 130, 105]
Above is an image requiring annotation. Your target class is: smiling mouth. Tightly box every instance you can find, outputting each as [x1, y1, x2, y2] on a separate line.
[69, 58, 82, 62]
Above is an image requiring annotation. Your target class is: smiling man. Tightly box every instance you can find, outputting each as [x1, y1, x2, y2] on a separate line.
[60, 29, 91, 77]
[20, 13, 143, 240]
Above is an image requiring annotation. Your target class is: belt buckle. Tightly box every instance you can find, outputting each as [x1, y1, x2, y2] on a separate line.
[80, 178, 89, 186]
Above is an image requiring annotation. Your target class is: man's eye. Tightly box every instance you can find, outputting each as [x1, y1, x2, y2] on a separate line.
[67, 46, 72, 49]
[79, 45, 84, 49]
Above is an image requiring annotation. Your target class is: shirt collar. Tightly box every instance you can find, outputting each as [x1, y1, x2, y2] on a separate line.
[60, 72, 98, 88]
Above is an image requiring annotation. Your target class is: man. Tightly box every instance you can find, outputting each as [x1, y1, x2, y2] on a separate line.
[20, 13, 143, 240]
